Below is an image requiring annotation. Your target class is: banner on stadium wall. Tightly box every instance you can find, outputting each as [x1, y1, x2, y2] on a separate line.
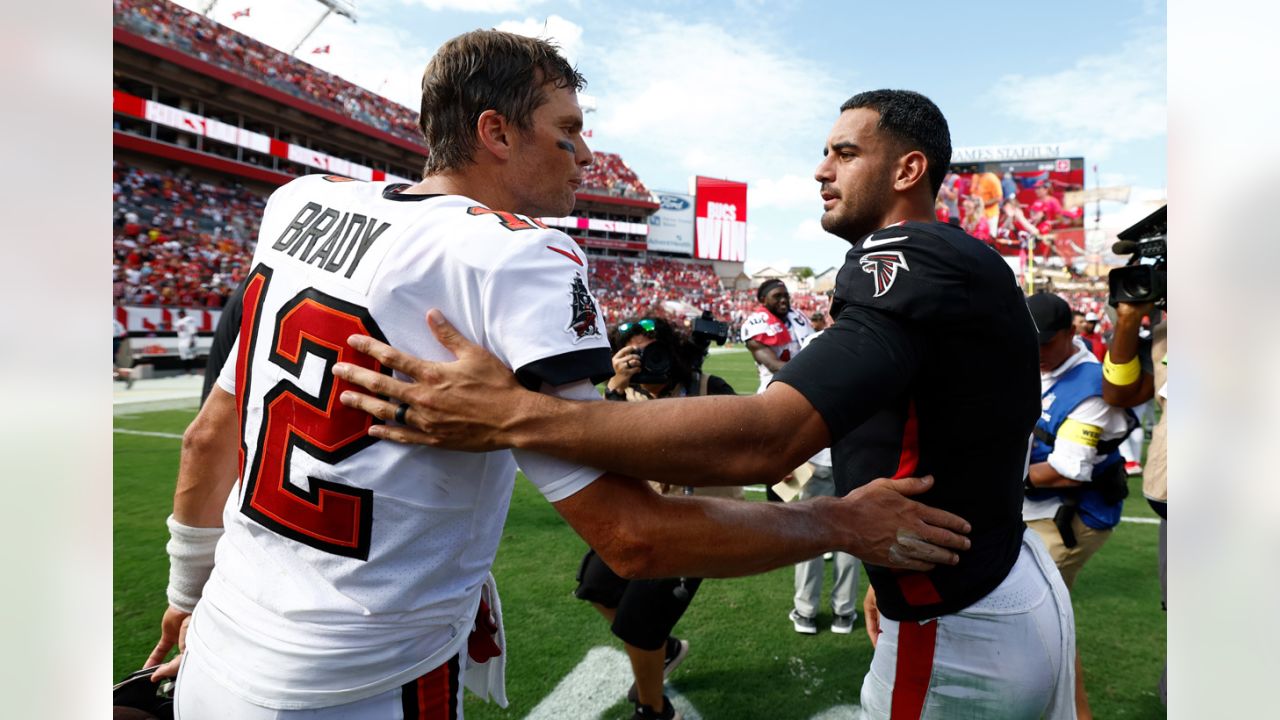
[647, 191, 695, 256]
[115, 305, 221, 334]
[691, 177, 747, 262]
[113, 90, 413, 184]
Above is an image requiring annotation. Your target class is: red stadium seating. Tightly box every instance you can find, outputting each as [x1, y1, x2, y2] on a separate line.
[113, 0, 422, 144]
[113, 161, 264, 308]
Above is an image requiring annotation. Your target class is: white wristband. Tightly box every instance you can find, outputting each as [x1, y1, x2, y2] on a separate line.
[165, 514, 224, 613]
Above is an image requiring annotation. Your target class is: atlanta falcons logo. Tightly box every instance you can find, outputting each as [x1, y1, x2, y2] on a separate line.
[860, 251, 910, 298]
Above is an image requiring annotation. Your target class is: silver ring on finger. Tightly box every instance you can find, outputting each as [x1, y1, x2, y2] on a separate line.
[394, 402, 410, 425]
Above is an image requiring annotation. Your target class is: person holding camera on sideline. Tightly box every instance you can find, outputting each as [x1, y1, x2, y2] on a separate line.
[582, 315, 739, 720]
[1103, 298, 1166, 705]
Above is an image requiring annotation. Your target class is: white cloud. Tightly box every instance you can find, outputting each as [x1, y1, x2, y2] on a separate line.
[496, 15, 584, 66]
[590, 14, 842, 186]
[986, 26, 1166, 145]
[749, 174, 820, 211]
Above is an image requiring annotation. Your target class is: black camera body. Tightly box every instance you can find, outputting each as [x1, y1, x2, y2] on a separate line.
[632, 342, 675, 385]
[1108, 205, 1167, 308]
[690, 311, 729, 348]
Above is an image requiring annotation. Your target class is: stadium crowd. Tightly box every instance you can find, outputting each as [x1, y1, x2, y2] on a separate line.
[579, 151, 653, 201]
[939, 170, 1085, 257]
[114, 0, 424, 144]
[113, 162, 260, 308]
[587, 257, 829, 339]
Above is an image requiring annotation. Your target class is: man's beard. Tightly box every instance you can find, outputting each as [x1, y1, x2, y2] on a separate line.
[819, 183, 891, 244]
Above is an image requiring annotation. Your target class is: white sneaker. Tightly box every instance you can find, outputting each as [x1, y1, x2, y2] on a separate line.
[789, 609, 818, 635]
[831, 613, 857, 635]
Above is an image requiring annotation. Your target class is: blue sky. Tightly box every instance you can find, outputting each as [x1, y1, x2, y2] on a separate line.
[174, 0, 1167, 272]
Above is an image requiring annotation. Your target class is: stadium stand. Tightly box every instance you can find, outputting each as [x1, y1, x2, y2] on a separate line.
[113, 0, 423, 144]
[113, 161, 262, 308]
[589, 257, 829, 338]
[579, 151, 652, 201]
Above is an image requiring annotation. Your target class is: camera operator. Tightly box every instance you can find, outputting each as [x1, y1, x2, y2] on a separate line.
[1101, 204, 1167, 705]
[581, 315, 738, 720]
[1103, 293, 1168, 710]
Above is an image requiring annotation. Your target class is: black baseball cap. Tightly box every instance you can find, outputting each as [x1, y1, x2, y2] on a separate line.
[1026, 293, 1072, 344]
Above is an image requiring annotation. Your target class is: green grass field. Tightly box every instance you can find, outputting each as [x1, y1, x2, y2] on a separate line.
[114, 349, 1166, 718]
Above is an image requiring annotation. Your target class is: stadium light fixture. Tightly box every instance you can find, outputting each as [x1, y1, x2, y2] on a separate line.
[289, 0, 359, 56]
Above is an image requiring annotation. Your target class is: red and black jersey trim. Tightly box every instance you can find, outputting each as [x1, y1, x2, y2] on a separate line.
[515, 348, 614, 390]
[400, 655, 459, 720]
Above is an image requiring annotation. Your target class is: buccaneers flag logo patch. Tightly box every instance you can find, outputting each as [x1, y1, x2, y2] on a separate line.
[566, 274, 601, 342]
[860, 251, 910, 298]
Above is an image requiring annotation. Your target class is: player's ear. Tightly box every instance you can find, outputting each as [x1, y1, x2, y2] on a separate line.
[893, 150, 929, 193]
[476, 109, 513, 161]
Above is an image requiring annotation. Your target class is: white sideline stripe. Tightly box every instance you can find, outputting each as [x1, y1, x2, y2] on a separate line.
[114, 428, 184, 440]
[524, 646, 705, 720]
[527, 645, 864, 719]
[741, 485, 1162, 525]
[524, 646, 633, 720]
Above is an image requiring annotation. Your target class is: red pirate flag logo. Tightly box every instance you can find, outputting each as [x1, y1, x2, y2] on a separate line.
[567, 274, 601, 342]
[860, 250, 910, 298]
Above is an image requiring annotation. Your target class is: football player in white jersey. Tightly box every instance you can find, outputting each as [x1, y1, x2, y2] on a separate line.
[145, 32, 971, 720]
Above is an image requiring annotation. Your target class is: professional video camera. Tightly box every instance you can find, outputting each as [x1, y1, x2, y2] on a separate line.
[690, 310, 729, 348]
[1108, 204, 1167, 308]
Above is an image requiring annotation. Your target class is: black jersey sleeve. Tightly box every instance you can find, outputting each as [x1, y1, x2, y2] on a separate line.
[772, 302, 924, 442]
[515, 349, 614, 390]
[201, 276, 247, 403]
[831, 222, 970, 323]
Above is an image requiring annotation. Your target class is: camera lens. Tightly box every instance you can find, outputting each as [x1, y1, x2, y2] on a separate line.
[633, 343, 673, 384]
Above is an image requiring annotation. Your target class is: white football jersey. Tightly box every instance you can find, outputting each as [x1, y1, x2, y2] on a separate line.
[189, 175, 611, 710]
[740, 308, 812, 393]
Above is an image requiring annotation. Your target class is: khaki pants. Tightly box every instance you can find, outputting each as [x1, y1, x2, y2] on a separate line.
[1026, 515, 1112, 590]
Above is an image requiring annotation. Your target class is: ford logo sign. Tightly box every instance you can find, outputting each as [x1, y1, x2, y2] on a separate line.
[660, 195, 690, 211]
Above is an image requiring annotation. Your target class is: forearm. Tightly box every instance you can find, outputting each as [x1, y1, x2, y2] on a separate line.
[1107, 311, 1144, 364]
[173, 389, 241, 526]
[1102, 309, 1154, 406]
[1027, 461, 1084, 489]
[599, 493, 850, 579]
[749, 345, 785, 373]
[511, 387, 819, 486]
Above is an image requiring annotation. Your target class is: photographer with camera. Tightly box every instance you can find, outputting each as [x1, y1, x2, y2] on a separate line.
[581, 315, 737, 720]
[1023, 292, 1135, 720]
[1102, 205, 1168, 706]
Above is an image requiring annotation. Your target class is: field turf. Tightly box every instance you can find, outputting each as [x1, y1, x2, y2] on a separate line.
[113, 348, 1166, 718]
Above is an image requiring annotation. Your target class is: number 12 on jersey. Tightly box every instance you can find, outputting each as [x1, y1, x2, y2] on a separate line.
[234, 264, 390, 560]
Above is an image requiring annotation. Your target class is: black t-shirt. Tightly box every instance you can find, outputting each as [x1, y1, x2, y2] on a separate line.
[775, 221, 1040, 621]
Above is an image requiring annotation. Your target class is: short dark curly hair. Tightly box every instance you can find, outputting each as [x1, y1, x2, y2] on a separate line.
[418, 30, 585, 176]
[840, 89, 952, 197]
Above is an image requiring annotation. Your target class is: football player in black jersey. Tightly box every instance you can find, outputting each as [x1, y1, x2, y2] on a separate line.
[336, 90, 1073, 719]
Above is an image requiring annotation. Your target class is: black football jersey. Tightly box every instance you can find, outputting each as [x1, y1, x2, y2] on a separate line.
[775, 220, 1040, 621]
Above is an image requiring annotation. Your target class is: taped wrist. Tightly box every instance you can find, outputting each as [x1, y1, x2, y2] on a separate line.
[165, 514, 223, 613]
[1102, 351, 1141, 385]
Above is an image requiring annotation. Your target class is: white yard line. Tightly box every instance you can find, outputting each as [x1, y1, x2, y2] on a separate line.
[113, 428, 184, 440]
